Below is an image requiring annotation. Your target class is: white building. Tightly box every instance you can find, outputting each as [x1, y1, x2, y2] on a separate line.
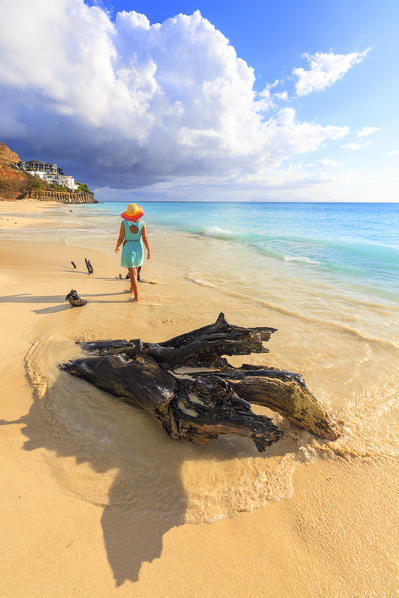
[19, 160, 79, 191]
[32, 171, 79, 190]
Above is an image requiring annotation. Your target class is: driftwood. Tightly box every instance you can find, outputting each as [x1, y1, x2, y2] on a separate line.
[65, 289, 87, 308]
[61, 313, 339, 451]
[85, 258, 93, 274]
[125, 267, 142, 281]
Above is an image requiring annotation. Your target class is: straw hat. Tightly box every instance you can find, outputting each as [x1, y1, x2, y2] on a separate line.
[121, 203, 144, 222]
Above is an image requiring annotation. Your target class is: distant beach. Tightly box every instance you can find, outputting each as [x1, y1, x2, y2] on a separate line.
[0, 199, 398, 597]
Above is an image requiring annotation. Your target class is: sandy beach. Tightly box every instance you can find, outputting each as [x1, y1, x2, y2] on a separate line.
[0, 199, 60, 229]
[0, 200, 398, 597]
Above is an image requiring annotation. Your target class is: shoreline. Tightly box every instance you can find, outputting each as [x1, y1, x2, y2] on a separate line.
[0, 202, 398, 596]
[0, 198, 63, 228]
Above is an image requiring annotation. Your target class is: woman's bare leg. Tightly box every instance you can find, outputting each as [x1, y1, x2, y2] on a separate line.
[128, 267, 139, 301]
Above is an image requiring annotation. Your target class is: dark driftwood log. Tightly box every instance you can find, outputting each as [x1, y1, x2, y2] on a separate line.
[85, 258, 93, 274]
[60, 313, 339, 451]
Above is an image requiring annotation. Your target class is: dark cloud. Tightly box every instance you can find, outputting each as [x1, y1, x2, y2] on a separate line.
[0, 1, 347, 190]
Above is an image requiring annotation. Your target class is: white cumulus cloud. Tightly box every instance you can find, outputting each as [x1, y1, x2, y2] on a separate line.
[273, 91, 288, 101]
[0, 0, 349, 189]
[293, 49, 371, 96]
[357, 127, 379, 137]
[319, 158, 339, 167]
[342, 141, 371, 151]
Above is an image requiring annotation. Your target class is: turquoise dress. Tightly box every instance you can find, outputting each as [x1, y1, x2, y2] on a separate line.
[121, 220, 144, 268]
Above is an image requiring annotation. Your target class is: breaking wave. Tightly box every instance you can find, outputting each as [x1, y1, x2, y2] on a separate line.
[196, 225, 235, 239]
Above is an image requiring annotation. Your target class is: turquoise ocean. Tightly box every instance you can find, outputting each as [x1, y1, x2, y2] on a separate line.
[98, 201, 399, 305]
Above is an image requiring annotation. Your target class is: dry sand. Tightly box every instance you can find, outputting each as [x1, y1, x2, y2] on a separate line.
[0, 201, 398, 597]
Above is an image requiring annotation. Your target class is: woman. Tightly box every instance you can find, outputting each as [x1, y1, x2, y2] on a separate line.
[115, 203, 151, 302]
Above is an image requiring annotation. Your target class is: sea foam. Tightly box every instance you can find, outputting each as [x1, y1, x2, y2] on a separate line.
[200, 225, 233, 238]
[283, 255, 319, 265]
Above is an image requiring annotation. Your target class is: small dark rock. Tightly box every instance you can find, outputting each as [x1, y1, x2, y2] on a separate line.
[65, 289, 87, 308]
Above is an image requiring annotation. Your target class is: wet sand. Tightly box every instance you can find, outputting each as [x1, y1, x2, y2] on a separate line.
[0, 201, 398, 597]
[0, 199, 60, 229]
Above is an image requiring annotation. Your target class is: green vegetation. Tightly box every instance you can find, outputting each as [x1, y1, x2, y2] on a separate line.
[24, 177, 68, 194]
[49, 182, 70, 192]
[75, 181, 91, 193]
[25, 177, 51, 192]
[27, 177, 92, 194]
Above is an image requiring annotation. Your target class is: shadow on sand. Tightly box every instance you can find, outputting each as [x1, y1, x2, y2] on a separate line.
[0, 292, 139, 313]
[1, 359, 297, 586]
[1, 374, 187, 585]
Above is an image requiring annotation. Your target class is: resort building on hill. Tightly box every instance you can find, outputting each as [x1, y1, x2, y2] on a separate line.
[18, 160, 79, 190]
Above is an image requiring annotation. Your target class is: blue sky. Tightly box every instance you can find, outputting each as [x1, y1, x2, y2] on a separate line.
[0, 0, 398, 201]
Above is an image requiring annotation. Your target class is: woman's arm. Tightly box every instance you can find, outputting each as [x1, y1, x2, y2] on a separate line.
[141, 223, 151, 259]
[115, 221, 125, 253]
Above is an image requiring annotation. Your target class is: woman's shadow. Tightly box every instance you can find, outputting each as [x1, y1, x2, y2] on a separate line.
[1, 365, 295, 587]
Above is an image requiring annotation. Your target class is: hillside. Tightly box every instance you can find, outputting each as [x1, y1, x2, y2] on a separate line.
[0, 143, 96, 202]
[0, 142, 40, 200]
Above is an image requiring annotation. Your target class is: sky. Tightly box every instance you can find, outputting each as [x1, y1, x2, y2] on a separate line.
[0, 0, 398, 201]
